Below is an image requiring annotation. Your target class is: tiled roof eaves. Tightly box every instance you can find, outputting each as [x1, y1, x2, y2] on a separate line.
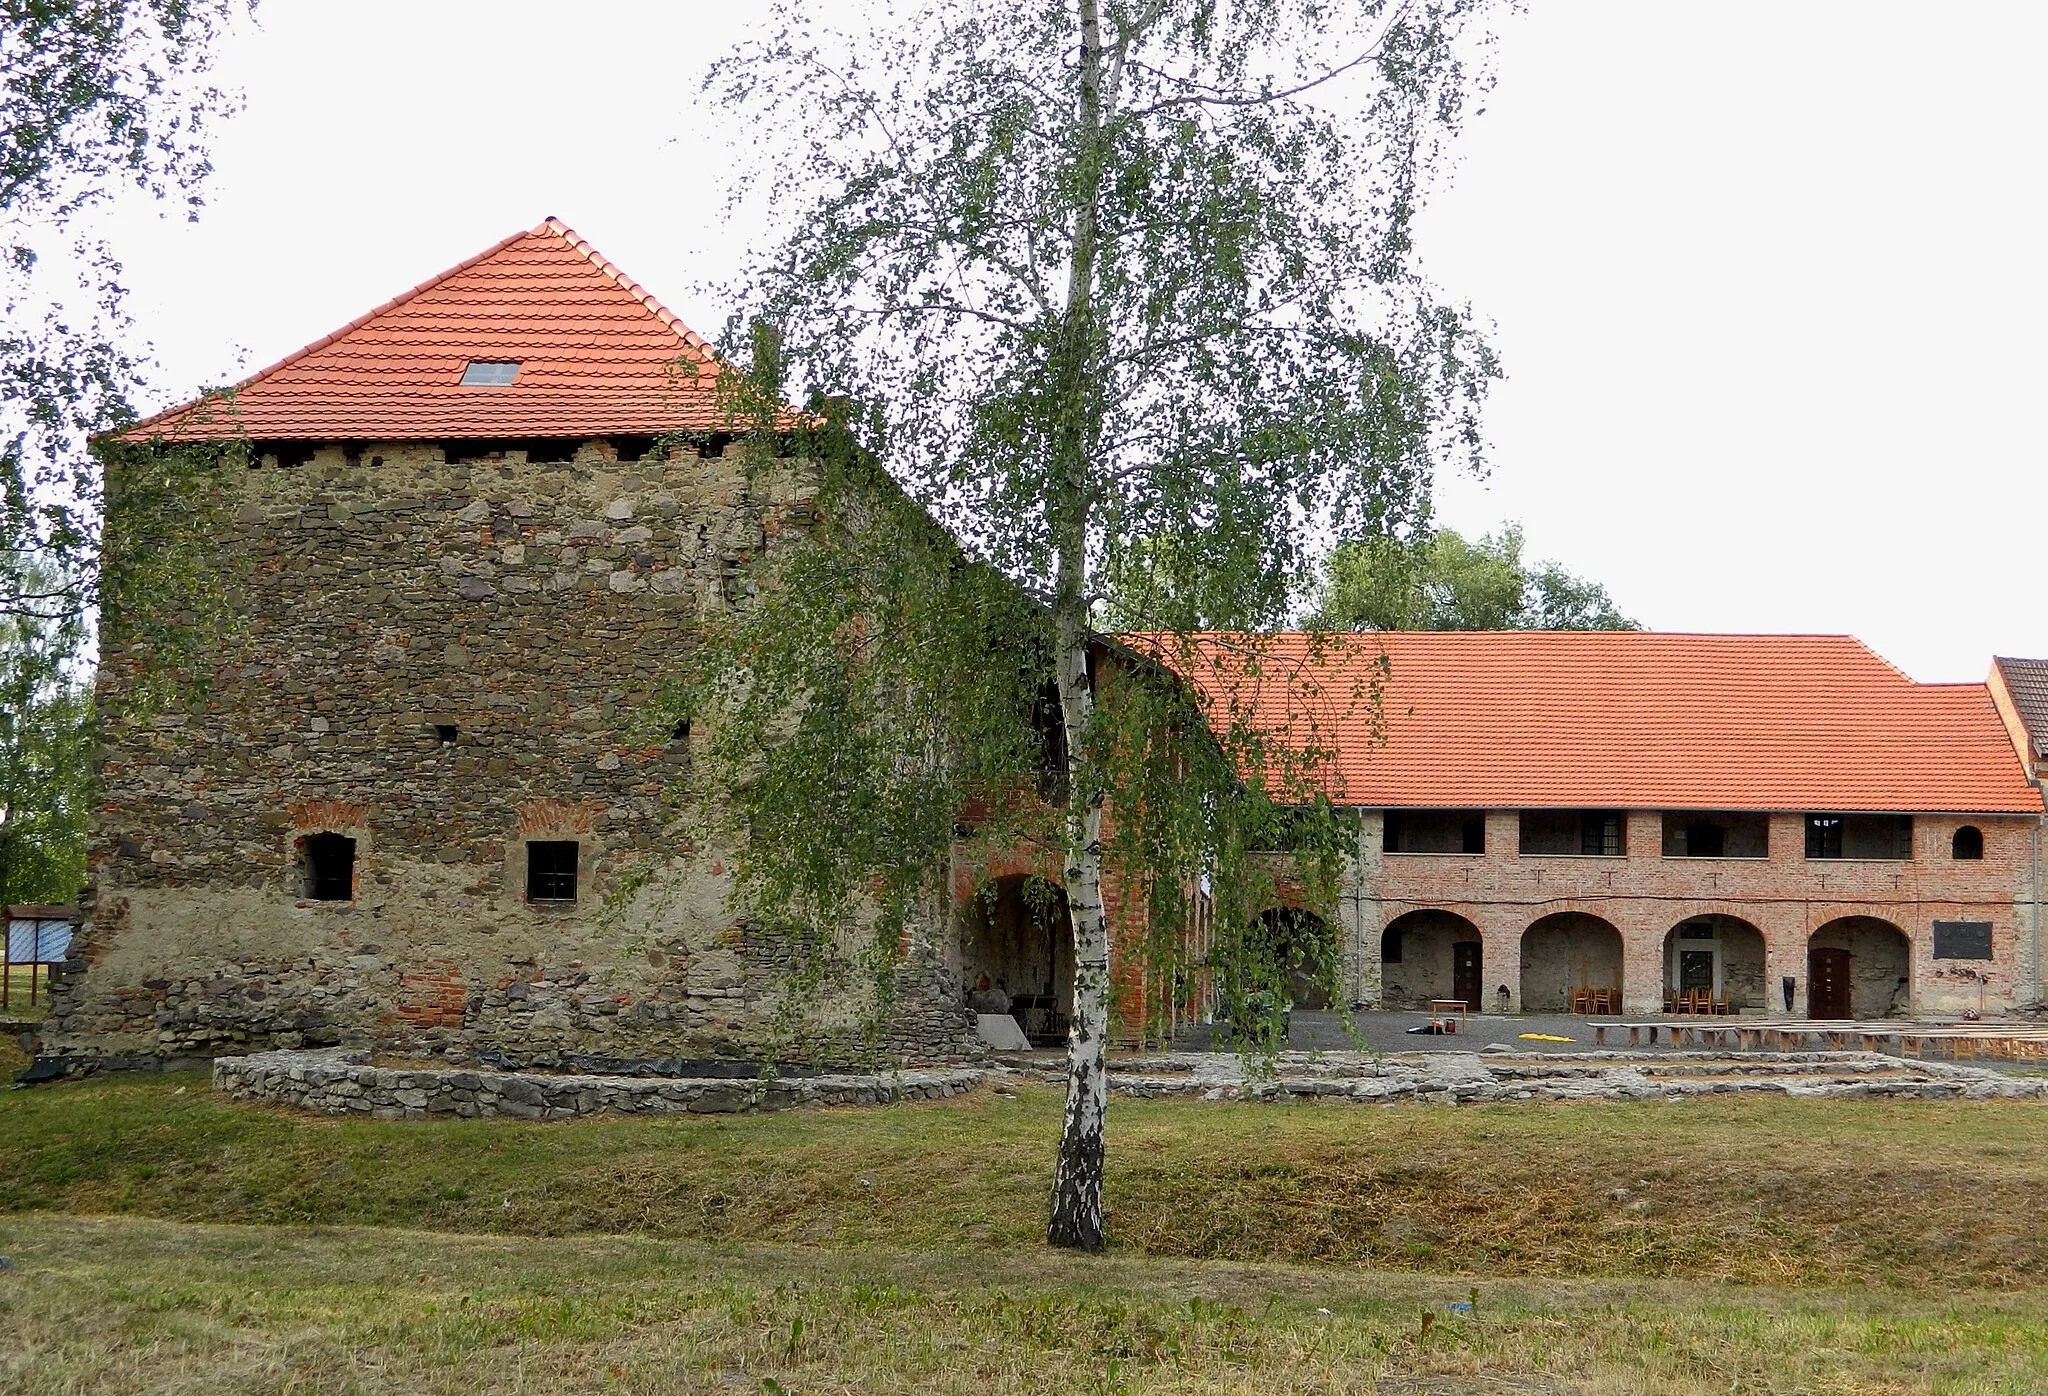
[114, 218, 734, 445]
[542, 217, 718, 362]
[1147, 631, 2047, 817]
[118, 226, 536, 441]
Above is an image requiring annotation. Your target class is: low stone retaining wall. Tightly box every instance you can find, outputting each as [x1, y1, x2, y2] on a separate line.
[1007, 1050, 2048, 1105]
[213, 1049, 986, 1121]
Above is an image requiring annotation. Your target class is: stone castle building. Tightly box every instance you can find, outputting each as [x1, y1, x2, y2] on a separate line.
[45, 220, 997, 1070]
[33, 221, 2048, 1074]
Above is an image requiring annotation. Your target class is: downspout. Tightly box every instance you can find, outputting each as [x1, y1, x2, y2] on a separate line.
[2033, 814, 2042, 1014]
[1353, 806, 1367, 1008]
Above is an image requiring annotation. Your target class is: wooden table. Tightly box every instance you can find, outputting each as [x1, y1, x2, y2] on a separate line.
[1429, 999, 1469, 1034]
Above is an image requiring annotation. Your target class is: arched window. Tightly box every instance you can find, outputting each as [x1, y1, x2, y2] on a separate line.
[1952, 826, 1984, 860]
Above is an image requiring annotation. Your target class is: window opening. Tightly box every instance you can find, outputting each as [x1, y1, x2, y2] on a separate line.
[434, 724, 458, 745]
[671, 717, 691, 742]
[1805, 815, 1844, 860]
[1461, 816, 1485, 854]
[1952, 825, 1984, 860]
[1384, 809, 1486, 854]
[459, 360, 521, 386]
[1580, 812, 1623, 856]
[301, 832, 356, 902]
[527, 840, 579, 902]
[1806, 813, 1911, 860]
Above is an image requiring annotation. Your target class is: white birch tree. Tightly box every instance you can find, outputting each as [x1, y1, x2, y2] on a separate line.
[697, 0, 1503, 1251]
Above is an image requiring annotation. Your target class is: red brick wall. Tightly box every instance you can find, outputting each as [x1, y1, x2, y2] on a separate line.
[1366, 809, 2040, 1017]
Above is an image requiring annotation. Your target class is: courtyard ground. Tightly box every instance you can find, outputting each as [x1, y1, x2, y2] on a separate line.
[1179, 1009, 1682, 1054]
[7, 1040, 2048, 1391]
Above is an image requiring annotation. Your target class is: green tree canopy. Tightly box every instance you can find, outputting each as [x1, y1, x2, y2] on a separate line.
[0, 556, 91, 906]
[1310, 523, 1639, 632]
[2, 0, 245, 631]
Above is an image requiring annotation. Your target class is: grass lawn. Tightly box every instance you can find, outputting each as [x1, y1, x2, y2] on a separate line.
[6, 1047, 2048, 1391]
[6, 1212, 2048, 1395]
[0, 964, 51, 1015]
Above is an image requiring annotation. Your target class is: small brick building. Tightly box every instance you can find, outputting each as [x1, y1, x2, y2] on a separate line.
[1224, 633, 2048, 1021]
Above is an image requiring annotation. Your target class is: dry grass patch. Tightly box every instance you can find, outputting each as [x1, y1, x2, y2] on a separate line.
[4, 1213, 2046, 1395]
[5, 1066, 2048, 1288]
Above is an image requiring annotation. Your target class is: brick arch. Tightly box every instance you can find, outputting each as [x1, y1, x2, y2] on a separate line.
[1379, 907, 1483, 1011]
[1663, 913, 1768, 1012]
[1807, 915, 1911, 1020]
[957, 871, 1072, 1047]
[1519, 911, 1624, 1014]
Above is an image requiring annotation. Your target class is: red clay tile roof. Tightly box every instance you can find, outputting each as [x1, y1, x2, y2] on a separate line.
[123, 219, 744, 442]
[1145, 631, 2043, 815]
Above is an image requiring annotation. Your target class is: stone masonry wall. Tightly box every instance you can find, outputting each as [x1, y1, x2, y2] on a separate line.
[45, 439, 980, 1067]
[213, 1048, 986, 1121]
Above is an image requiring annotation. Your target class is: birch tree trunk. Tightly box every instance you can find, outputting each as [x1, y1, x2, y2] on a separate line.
[1046, 598, 1109, 1250]
[1045, 0, 1109, 1253]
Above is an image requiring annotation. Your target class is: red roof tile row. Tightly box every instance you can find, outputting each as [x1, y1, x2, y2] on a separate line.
[125, 219, 739, 442]
[1146, 631, 2043, 815]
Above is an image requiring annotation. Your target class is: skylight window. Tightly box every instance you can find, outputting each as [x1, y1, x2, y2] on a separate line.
[460, 360, 521, 386]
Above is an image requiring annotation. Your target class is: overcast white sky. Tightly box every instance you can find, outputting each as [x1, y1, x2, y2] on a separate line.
[105, 1, 2047, 681]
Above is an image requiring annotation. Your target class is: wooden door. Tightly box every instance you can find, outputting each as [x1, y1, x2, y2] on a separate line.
[1452, 941, 1483, 1011]
[1808, 947, 1852, 1019]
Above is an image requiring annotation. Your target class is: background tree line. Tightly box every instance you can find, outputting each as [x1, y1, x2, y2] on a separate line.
[0, 1, 247, 908]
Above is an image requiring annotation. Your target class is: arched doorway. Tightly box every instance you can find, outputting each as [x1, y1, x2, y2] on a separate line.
[1663, 915, 1767, 1013]
[1520, 913, 1623, 1014]
[959, 874, 1074, 1046]
[1381, 909, 1484, 1011]
[1807, 916, 1911, 1020]
[1253, 907, 1339, 1010]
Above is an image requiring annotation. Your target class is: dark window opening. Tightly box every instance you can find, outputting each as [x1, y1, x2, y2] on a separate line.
[1384, 809, 1487, 855]
[1952, 825, 1984, 860]
[459, 360, 521, 386]
[1806, 813, 1911, 860]
[1519, 809, 1625, 857]
[1805, 816, 1842, 859]
[434, 724, 458, 745]
[258, 442, 319, 470]
[526, 840, 579, 902]
[1383, 927, 1403, 963]
[301, 832, 356, 902]
[1031, 680, 1069, 806]
[1661, 811, 1768, 858]
[671, 717, 691, 742]
[438, 437, 578, 465]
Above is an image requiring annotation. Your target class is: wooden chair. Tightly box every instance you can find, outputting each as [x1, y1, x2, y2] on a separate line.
[1570, 986, 1592, 1015]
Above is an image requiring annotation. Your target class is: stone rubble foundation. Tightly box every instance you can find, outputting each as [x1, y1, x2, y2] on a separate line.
[1016, 1049, 2048, 1105]
[214, 1046, 2048, 1122]
[213, 1048, 985, 1120]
